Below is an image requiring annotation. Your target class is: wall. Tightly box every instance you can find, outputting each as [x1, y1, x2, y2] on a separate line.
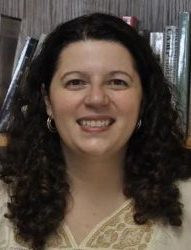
[0, 0, 191, 39]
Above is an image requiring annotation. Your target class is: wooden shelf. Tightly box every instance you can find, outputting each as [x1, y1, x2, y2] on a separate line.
[0, 133, 8, 147]
[186, 137, 191, 149]
[0, 133, 191, 148]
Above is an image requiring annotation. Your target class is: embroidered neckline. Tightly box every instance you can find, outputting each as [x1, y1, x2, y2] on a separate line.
[63, 199, 131, 247]
[14, 199, 154, 249]
[46, 199, 154, 249]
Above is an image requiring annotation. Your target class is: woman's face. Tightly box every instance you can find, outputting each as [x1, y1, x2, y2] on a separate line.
[45, 40, 143, 157]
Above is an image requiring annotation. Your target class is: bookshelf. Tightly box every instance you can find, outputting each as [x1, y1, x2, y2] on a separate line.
[186, 137, 191, 148]
[0, 133, 8, 147]
[1, 135, 191, 148]
[0, 0, 191, 148]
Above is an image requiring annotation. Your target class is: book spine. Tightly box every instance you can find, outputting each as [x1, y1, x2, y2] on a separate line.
[176, 12, 191, 136]
[122, 16, 138, 28]
[188, 73, 191, 137]
[163, 26, 178, 85]
[32, 33, 46, 58]
[0, 36, 38, 132]
[149, 32, 164, 66]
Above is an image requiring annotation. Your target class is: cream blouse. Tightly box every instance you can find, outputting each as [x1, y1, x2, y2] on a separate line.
[0, 179, 191, 250]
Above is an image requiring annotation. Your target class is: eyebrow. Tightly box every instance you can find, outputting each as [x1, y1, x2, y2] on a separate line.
[61, 71, 88, 80]
[61, 70, 133, 81]
[108, 71, 133, 81]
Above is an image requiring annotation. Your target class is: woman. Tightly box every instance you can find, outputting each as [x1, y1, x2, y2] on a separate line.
[0, 12, 191, 250]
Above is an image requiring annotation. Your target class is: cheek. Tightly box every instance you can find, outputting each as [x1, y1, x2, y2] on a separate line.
[50, 93, 77, 118]
[53, 105, 72, 122]
[117, 94, 142, 118]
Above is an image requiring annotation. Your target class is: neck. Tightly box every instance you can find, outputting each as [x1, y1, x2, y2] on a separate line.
[63, 149, 126, 201]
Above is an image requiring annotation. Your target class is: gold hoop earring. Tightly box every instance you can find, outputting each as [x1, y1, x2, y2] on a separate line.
[47, 116, 56, 133]
[136, 119, 142, 130]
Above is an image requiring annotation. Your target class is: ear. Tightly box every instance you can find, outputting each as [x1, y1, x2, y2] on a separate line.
[44, 95, 53, 117]
[41, 84, 53, 117]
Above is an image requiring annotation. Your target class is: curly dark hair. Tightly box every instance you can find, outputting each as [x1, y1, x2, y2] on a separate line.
[1, 12, 191, 249]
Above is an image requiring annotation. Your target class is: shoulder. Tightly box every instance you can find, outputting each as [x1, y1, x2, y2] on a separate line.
[0, 179, 9, 224]
[0, 179, 9, 204]
[0, 180, 11, 247]
[177, 178, 191, 224]
[149, 179, 191, 250]
[168, 178, 191, 248]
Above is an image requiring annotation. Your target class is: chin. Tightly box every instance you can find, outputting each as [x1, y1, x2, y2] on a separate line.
[78, 146, 111, 157]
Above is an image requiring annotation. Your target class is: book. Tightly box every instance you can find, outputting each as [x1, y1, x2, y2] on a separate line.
[163, 26, 178, 86]
[0, 14, 21, 109]
[149, 32, 164, 66]
[11, 32, 26, 77]
[176, 12, 191, 136]
[11, 33, 46, 77]
[32, 33, 46, 58]
[122, 16, 138, 28]
[188, 74, 191, 137]
[0, 36, 38, 132]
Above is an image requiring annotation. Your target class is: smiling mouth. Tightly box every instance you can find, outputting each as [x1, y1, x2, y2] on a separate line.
[76, 118, 115, 128]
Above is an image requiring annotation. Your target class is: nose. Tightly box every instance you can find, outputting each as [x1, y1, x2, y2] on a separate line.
[84, 84, 110, 108]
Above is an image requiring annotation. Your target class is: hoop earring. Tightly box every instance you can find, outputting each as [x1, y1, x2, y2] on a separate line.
[136, 119, 142, 130]
[47, 116, 56, 133]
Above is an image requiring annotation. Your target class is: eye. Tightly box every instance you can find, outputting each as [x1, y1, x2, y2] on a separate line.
[108, 79, 129, 89]
[65, 79, 87, 90]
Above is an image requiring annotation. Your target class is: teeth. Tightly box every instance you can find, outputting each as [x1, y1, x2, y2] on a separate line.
[80, 120, 111, 128]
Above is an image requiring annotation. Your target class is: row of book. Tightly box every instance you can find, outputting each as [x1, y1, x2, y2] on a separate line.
[124, 12, 191, 138]
[0, 18, 46, 131]
[149, 12, 191, 138]
[0, 13, 190, 138]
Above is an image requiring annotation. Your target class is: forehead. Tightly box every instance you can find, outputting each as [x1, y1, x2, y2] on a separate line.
[56, 40, 137, 72]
